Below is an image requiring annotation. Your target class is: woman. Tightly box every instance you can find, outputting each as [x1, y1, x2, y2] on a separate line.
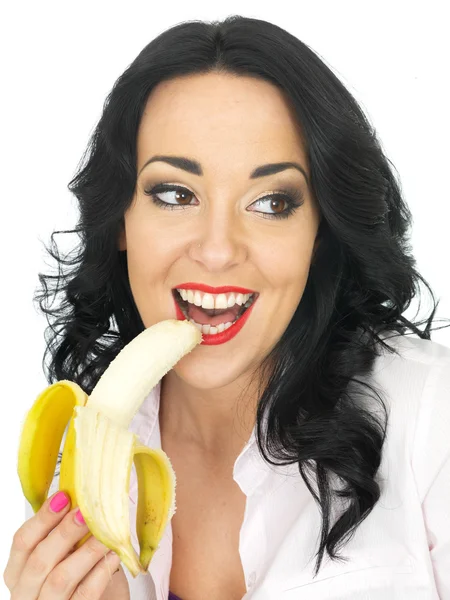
[4, 14, 449, 600]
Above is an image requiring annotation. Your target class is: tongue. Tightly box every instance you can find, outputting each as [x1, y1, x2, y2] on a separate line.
[187, 303, 241, 326]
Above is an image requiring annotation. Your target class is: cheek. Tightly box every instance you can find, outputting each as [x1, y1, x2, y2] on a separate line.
[123, 225, 163, 292]
[124, 211, 169, 263]
[260, 231, 316, 285]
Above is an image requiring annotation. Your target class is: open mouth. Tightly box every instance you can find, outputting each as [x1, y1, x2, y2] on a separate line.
[172, 289, 258, 333]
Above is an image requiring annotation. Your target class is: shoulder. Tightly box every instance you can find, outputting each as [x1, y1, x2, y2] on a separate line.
[369, 332, 450, 397]
[370, 333, 450, 501]
[374, 331, 450, 370]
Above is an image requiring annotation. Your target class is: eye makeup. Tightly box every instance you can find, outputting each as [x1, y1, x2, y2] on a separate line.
[143, 182, 305, 220]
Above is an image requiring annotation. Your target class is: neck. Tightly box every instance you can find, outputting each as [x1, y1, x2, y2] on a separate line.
[158, 372, 259, 458]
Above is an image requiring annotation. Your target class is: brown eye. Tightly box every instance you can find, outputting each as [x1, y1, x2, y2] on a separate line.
[269, 198, 287, 214]
[173, 189, 194, 205]
[250, 190, 303, 220]
[144, 184, 197, 208]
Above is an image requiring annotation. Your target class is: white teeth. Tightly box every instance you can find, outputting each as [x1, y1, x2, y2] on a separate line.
[201, 293, 215, 310]
[194, 290, 202, 306]
[215, 294, 228, 310]
[190, 320, 234, 335]
[176, 288, 254, 310]
[175, 288, 257, 335]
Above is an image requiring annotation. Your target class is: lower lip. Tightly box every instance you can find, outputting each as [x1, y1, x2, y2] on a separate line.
[172, 294, 258, 345]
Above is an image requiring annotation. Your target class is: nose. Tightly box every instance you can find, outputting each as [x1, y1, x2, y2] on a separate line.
[191, 206, 247, 272]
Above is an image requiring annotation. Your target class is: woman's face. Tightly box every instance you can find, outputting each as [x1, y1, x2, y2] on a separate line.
[119, 72, 320, 391]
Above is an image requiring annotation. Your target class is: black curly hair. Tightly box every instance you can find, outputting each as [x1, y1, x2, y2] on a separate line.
[36, 15, 447, 577]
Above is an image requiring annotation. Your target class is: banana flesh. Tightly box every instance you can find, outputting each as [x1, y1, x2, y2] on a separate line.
[17, 319, 202, 576]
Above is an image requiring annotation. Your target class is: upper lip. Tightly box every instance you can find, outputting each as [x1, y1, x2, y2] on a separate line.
[173, 282, 257, 295]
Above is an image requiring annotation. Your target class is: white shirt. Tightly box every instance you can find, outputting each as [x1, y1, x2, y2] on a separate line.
[121, 333, 450, 599]
[39, 333, 449, 598]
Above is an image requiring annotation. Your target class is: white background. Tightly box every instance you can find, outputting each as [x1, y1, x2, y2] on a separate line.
[1, 0, 449, 593]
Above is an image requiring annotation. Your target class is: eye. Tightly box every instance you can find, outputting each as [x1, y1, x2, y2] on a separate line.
[144, 184, 196, 208]
[144, 183, 304, 220]
[250, 194, 301, 219]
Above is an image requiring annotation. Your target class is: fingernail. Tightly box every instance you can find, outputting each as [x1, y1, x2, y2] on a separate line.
[74, 508, 86, 525]
[49, 491, 70, 513]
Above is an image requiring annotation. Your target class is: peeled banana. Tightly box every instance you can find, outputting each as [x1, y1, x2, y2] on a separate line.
[17, 319, 202, 576]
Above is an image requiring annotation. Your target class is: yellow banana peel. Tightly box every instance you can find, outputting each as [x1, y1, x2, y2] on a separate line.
[17, 319, 202, 576]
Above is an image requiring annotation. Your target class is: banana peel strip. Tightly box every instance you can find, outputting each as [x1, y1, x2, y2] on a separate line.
[17, 381, 88, 514]
[133, 445, 177, 572]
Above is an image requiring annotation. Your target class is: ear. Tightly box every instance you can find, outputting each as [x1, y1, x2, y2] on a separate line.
[118, 225, 126, 251]
[312, 222, 322, 261]
[313, 228, 321, 254]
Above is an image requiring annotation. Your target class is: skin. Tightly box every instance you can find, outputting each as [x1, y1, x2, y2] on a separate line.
[3, 493, 129, 599]
[119, 71, 320, 461]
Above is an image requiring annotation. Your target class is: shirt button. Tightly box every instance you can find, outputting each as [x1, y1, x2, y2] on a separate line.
[247, 572, 256, 588]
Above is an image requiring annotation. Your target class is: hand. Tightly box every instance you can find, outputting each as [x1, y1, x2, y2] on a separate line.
[3, 490, 130, 599]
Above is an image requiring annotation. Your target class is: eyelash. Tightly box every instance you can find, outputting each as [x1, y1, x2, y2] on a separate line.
[143, 183, 304, 220]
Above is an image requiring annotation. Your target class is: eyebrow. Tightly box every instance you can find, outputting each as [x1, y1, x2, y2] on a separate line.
[138, 154, 309, 185]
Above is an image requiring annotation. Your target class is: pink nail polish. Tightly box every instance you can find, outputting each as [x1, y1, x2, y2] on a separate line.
[74, 508, 86, 525]
[49, 491, 69, 513]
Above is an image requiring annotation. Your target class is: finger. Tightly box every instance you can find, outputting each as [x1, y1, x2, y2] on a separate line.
[4, 491, 71, 593]
[39, 531, 116, 599]
[11, 506, 90, 599]
[70, 552, 122, 600]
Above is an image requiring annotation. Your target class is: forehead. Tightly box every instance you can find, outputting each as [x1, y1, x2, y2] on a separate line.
[136, 72, 308, 177]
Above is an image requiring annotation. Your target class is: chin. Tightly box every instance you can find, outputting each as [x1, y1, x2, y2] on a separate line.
[167, 352, 252, 392]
